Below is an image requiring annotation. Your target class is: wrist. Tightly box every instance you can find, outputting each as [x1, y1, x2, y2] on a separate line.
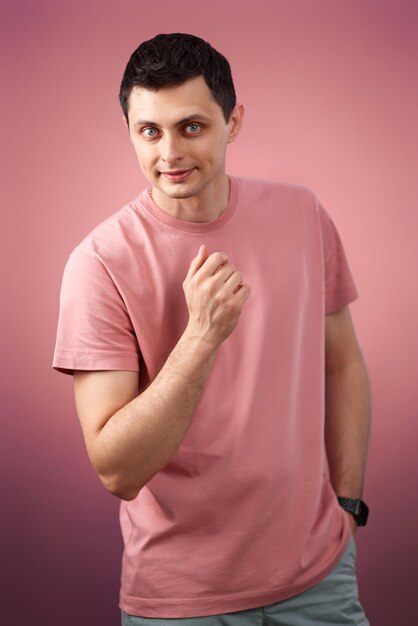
[181, 323, 221, 355]
[337, 496, 369, 527]
[344, 510, 358, 533]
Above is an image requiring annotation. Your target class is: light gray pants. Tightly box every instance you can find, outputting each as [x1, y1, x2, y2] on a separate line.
[121, 537, 369, 625]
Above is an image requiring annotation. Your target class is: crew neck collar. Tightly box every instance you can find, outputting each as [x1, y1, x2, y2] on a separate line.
[137, 176, 239, 234]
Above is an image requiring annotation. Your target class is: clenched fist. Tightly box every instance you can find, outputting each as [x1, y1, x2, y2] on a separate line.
[182, 245, 250, 348]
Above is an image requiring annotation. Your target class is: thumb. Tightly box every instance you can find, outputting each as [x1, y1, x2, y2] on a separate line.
[186, 244, 208, 279]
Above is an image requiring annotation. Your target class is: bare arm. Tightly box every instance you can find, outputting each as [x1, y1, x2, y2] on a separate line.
[74, 245, 250, 501]
[324, 306, 371, 530]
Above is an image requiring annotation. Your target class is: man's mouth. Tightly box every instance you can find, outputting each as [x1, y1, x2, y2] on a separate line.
[160, 168, 195, 182]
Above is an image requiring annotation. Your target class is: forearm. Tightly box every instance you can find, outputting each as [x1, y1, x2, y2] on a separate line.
[92, 328, 217, 500]
[324, 355, 371, 499]
[76, 247, 249, 501]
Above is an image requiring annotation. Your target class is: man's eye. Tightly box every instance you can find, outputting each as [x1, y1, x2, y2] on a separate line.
[142, 127, 158, 137]
[185, 123, 201, 134]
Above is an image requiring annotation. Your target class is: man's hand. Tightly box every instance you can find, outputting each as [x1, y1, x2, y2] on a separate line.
[183, 245, 250, 347]
[73, 245, 250, 500]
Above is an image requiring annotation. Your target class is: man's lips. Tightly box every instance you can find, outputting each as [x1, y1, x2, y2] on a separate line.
[160, 168, 195, 182]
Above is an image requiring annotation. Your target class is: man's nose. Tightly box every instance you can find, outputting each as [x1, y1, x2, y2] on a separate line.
[160, 133, 184, 163]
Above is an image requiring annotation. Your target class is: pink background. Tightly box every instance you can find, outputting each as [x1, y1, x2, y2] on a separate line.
[2, 1, 417, 624]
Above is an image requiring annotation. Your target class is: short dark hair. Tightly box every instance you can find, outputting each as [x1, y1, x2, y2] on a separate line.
[119, 33, 236, 124]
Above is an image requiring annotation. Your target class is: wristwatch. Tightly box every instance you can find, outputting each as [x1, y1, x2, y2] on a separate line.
[337, 497, 369, 527]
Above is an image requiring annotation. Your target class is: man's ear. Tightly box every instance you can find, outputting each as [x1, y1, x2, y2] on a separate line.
[227, 103, 244, 144]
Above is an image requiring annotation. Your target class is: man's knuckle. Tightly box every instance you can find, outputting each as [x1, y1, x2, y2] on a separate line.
[202, 281, 213, 297]
[212, 252, 227, 264]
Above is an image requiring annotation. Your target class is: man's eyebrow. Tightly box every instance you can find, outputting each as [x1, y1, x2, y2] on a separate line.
[133, 114, 212, 130]
[133, 119, 157, 130]
[177, 114, 212, 125]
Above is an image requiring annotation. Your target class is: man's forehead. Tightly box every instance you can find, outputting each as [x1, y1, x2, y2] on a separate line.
[127, 76, 221, 124]
[131, 75, 210, 98]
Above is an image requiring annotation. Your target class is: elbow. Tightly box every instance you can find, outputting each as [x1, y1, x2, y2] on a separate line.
[93, 463, 143, 501]
[89, 447, 143, 501]
[113, 487, 140, 502]
[96, 468, 143, 501]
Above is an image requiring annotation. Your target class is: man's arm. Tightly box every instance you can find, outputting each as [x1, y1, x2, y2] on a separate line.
[73, 245, 250, 501]
[324, 306, 371, 530]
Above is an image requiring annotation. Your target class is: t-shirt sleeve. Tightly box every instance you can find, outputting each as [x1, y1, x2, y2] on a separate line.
[52, 247, 140, 375]
[316, 199, 359, 314]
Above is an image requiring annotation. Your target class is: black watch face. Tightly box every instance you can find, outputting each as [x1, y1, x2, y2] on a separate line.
[357, 501, 369, 526]
[338, 497, 369, 526]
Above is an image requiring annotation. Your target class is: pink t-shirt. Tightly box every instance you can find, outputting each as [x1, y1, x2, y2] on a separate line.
[53, 177, 358, 618]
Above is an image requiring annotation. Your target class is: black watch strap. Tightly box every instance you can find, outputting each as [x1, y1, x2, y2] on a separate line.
[338, 497, 369, 527]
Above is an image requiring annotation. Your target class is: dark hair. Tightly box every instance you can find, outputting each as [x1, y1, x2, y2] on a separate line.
[119, 33, 236, 124]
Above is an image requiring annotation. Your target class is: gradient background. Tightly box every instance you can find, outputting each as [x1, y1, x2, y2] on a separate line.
[2, 1, 417, 624]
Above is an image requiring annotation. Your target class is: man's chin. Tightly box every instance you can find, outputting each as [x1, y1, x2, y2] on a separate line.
[166, 190, 196, 200]
[157, 183, 198, 200]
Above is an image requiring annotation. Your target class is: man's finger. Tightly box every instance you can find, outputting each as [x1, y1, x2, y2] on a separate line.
[186, 245, 208, 280]
[232, 283, 251, 304]
[194, 251, 229, 279]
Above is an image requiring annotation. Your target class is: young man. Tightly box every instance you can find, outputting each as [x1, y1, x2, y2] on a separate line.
[53, 33, 371, 625]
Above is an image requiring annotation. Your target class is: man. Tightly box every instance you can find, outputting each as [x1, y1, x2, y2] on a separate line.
[53, 33, 371, 625]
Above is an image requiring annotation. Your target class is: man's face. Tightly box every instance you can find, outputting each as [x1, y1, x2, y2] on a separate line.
[126, 76, 242, 208]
